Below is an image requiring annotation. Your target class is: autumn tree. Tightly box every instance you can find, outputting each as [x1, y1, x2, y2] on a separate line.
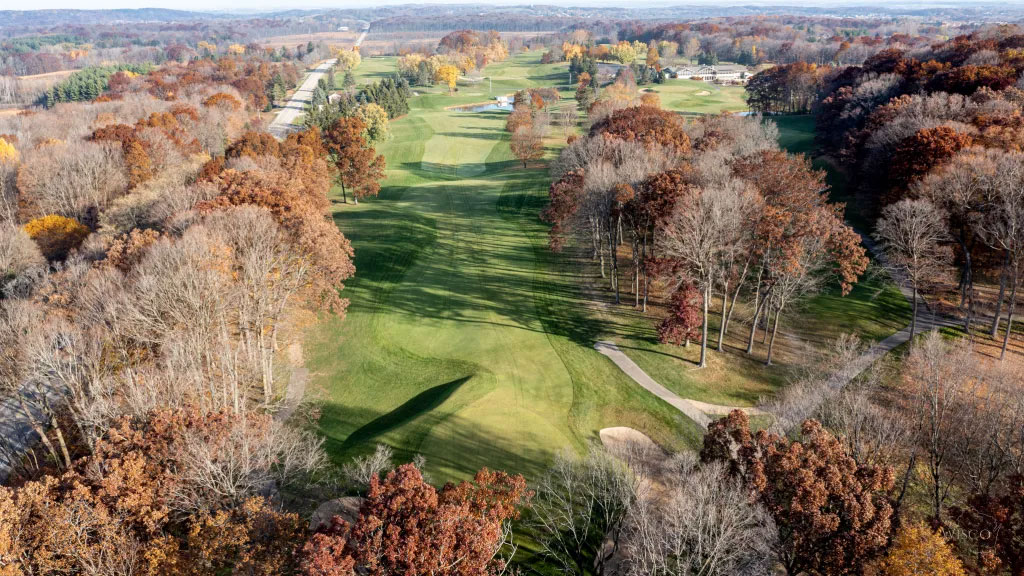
[510, 126, 544, 167]
[952, 474, 1024, 576]
[874, 198, 951, 338]
[23, 214, 89, 260]
[878, 522, 965, 576]
[435, 64, 459, 95]
[324, 117, 386, 204]
[589, 105, 691, 154]
[661, 180, 757, 368]
[658, 282, 702, 346]
[301, 463, 528, 576]
[702, 410, 895, 575]
[889, 126, 974, 197]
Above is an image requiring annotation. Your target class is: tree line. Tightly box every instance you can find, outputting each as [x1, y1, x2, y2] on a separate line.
[747, 27, 1024, 358]
[544, 97, 865, 368]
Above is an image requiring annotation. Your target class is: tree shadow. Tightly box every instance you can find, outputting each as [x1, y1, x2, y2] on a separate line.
[340, 376, 473, 451]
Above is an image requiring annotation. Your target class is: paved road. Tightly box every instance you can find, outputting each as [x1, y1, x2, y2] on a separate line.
[267, 28, 368, 140]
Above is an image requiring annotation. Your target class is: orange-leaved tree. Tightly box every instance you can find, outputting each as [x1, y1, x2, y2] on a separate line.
[324, 117, 386, 205]
[701, 410, 895, 575]
[301, 463, 529, 576]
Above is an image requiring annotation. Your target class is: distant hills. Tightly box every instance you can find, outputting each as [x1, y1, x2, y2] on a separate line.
[3, 3, 1024, 30]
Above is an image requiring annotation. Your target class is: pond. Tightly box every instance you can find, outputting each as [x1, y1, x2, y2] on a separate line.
[451, 102, 513, 113]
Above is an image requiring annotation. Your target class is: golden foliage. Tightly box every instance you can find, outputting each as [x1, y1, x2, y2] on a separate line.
[879, 523, 965, 576]
[0, 138, 18, 164]
[434, 65, 459, 94]
[24, 214, 90, 260]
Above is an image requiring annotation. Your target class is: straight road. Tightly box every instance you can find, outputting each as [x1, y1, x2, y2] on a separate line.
[268, 27, 368, 139]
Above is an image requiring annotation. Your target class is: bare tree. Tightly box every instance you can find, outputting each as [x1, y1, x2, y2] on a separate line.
[660, 180, 757, 367]
[975, 150, 1024, 358]
[342, 443, 394, 491]
[903, 331, 978, 522]
[623, 461, 777, 576]
[531, 446, 641, 576]
[874, 198, 951, 339]
[557, 105, 578, 137]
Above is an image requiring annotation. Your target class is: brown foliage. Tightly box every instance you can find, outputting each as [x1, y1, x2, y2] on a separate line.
[702, 410, 895, 575]
[589, 105, 691, 154]
[889, 126, 974, 196]
[301, 463, 529, 576]
[324, 117, 386, 203]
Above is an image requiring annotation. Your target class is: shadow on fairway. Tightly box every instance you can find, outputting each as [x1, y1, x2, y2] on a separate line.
[340, 375, 473, 451]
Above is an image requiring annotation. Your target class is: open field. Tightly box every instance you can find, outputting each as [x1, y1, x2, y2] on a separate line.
[308, 52, 702, 484]
[263, 30, 361, 50]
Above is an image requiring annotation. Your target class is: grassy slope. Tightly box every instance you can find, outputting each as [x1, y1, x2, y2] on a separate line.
[308, 52, 701, 485]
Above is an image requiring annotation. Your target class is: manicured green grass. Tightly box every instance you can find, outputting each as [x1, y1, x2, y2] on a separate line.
[308, 52, 910, 486]
[771, 114, 816, 155]
[768, 114, 869, 230]
[308, 52, 701, 485]
[649, 78, 748, 115]
[346, 55, 400, 88]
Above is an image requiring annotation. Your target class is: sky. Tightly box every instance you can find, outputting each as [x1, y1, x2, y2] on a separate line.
[5, 0, 1023, 11]
[9, 0, 1021, 12]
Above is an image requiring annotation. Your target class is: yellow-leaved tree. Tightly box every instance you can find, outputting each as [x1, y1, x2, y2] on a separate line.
[335, 48, 362, 72]
[24, 214, 90, 260]
[435, 65, 459, 95]
[0, 138, 19, 164]
[879, 523, 965, 576]
[356, 103, 390, 145]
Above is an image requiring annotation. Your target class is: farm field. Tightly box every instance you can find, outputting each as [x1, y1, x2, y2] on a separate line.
[308, 52, 911, 484]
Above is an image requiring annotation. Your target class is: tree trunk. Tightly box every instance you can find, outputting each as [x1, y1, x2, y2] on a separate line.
[723, 258, 751, 338]
[1000, 268, 1018, 360]
[699, 283, 710, 368]
[340, 180, 348, 204]
[992, 251, 1009, 337]
[18, 397, 60, 468]
[766, 305, 782, 366]
[608, 223, 619, 304]
[717, 280, 728, 352]
[747, 288, 764, 355]
[762, 305, 771, 344]
[911, 285, 918, 340]
[641, 232, 649, 312]
[958, 227, 974, 333]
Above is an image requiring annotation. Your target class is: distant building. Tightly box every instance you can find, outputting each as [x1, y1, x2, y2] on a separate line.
[670, 65, 748, 84]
